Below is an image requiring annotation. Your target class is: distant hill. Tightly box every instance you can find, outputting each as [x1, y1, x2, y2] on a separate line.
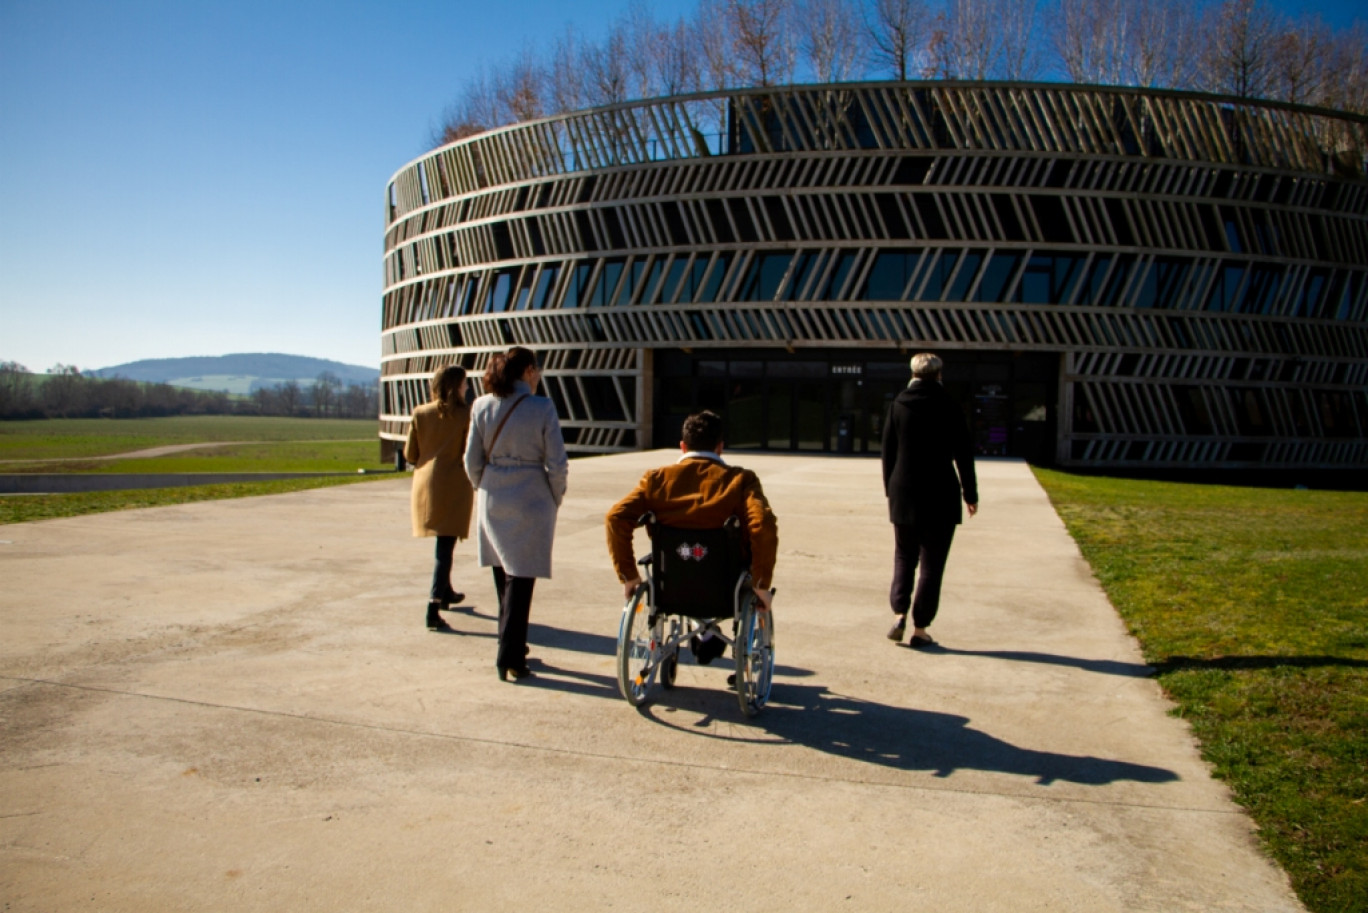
[90, 353, 379, 396]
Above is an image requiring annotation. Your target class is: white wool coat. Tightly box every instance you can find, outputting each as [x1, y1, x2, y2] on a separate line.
[463, 381, 569, 578]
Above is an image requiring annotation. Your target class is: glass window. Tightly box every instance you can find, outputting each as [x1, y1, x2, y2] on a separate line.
[563, 262, 594, 308]
[863, 251, 912, 301]
[662, 256, 688, 303]
[512, 267, 533, 311]
[726, 379, 764, 449]
[737, 253, 791, 301]
[786, 252, 818, 301]
[1019, 257, 1049, 304]
[919, 251, 952, 301]
[485, 270, 512, 313]
[531, 265, 558, 310]
[639, 257, 665, 305]
[947, 250, 982, 301]
[1079, 254, 1112, 306]
[590, 260, 623, 307]
[975, 252, 1019, 302]
[697, 253, 732, 303]
[582, 376, 626, 421]
[820, 251, 857, 300]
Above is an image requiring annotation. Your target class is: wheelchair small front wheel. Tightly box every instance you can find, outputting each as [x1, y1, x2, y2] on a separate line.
[617, 588, 658, 706]
[661, 650, 678, 689]
[734, 595, 775, 717]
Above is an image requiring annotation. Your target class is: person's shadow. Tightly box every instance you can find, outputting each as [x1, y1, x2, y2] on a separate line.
[639, 681, 1179, 787]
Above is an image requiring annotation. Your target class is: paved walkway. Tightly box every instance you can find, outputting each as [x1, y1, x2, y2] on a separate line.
[0, 453, 1303, 912]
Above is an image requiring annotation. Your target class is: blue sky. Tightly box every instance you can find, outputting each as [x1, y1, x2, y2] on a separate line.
[1, 0, 1363, 373]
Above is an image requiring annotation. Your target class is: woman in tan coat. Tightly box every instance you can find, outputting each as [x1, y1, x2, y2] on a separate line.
[404, 365, 475, 632]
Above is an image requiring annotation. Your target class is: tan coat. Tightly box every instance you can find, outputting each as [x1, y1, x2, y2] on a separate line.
[605, 454, 778, 590]
[405, 401, 474, 539]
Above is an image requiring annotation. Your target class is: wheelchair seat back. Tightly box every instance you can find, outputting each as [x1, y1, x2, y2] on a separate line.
[650, 522, 747, 618]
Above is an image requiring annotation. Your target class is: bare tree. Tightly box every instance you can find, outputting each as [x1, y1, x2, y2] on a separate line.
[547, 26, 589, 114]
[654, 15, 703, 97]
[41, 364, 85, 418]
[942, 0, 997, 79]
[728, 0, 797, 87]
[1127, 0, 1200, 89]
[277, 380, 302, 417]
[1197, 0, 1281, 99]
[1321, 24, 1368, 115]
[1268, 17, 1331, 107]
[0, 361, 34, 418]
[696, 0, 737, 92]
[866, 0, 930, 80]
[996, 0, 1042, 80]
[1053, 0, 1128, 85]
[312, 372, 341, 418]
[496, 47, 546, 122]
[434, 71, 503, 145]
[622, 0, 659, 100]
[798, 0, 865, 82]
[583, 20, 633, 106]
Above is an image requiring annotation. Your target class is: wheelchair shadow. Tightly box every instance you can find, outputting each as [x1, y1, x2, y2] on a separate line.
[643, 682, 1178, 787]
[929, 646, 1154, 678]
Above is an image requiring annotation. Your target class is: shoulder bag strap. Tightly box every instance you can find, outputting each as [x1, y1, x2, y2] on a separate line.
[486, 394, 529, 453]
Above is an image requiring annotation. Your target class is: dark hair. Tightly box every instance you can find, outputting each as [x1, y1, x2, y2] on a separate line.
[681, 410, 724, 452]
[482, 346, 538, 397]
[429, 365, 467, 417]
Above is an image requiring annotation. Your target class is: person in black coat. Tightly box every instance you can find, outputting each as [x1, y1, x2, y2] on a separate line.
[881, 353, 978, 648]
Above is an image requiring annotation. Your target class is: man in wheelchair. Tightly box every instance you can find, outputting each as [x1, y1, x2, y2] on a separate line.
[605, 411, 778, 710]
[606, 410, 777, 614]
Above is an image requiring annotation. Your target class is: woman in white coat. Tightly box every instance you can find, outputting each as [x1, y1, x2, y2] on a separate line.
[464, 347, 568, 681]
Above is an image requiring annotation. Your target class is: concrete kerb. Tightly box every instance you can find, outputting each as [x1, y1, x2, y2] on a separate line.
[0, 451, 1304, 912]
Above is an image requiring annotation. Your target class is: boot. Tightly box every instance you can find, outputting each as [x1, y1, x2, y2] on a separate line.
[426, 601, 453, 632]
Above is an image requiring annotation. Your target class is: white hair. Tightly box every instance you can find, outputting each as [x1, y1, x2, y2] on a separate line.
[910, 352, 943, 378]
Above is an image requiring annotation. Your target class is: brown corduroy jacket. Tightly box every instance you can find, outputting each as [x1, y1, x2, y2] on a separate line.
[605, 454, 778, 590]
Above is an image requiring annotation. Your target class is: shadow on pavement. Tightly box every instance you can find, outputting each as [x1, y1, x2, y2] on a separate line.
[932, 646, 1153, 678]
[640, 682, 1179, 787]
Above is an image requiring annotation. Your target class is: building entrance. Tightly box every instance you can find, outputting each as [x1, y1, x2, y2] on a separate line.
[652, 349, 1058, 463]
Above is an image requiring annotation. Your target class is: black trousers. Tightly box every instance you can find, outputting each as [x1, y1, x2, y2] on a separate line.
[492, 566, 536, 672]
[430, 536, 457, 601]
[890, 523, 956, 629]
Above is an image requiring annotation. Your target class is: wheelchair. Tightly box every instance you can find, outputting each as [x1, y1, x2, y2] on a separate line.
[615, 513, 775, 716]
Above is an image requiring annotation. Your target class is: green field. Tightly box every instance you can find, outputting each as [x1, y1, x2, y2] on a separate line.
[1033, 468, 1368, 913]
[0, 475, 392, 525]
[0, 416, 395, 524]
[0, 416, 380, 460]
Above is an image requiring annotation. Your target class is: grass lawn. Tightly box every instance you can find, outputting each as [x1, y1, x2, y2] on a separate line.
[0, 474, 395, 525]
[3, 440, 390, 474]
[0, 416, 380, 460]
[1033, 468, 1368, 913]
[0, 415, 398, 524]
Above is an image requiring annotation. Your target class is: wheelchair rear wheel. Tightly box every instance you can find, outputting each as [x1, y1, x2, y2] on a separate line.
[617, 587, 658, 706]
[734, 594, 774, 717]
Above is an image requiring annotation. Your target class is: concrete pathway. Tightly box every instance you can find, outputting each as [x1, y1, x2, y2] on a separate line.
[0, 453, 1303, 912]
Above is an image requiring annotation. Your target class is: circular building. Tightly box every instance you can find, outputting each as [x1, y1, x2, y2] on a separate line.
[380, 81, 1368, 470]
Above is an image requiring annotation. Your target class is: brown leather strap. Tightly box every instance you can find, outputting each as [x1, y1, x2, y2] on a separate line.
[487, 394, 529, 453]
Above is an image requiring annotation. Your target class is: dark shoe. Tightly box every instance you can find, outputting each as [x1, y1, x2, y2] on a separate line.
[887, 615, 907, 642]
[726, 673, 737, 689]
[433, 591, 465, 611]
[498, 666, 534, 682]
[909, 634, 937, 649]
[693, 632, 726, 665]
[427, 615, 455, 633]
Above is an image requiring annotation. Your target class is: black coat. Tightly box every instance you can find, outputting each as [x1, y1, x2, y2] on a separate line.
[881, 379, 978, 528]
